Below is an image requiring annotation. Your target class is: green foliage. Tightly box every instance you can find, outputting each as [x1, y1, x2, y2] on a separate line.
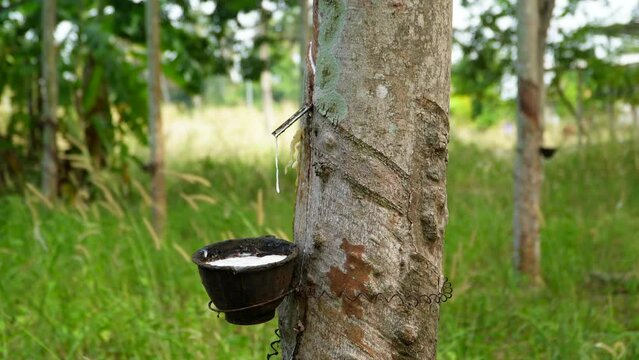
[203, 76, 247, 106]
[441, 141, 639, 359]
[237, 0, 304, 88]
[0, 0, 242, 190]
[588, 20, 639, 38]
[453, 0, 515, 121]
[455, 0, 639, 126]
[549, 19, 639, 122]
[271, 48, 303, 102]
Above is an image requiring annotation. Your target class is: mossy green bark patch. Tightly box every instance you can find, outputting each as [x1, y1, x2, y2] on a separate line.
[316, 0, 347, 124]
[316, 51, 341, 90]
[316, 89, 348, 124]
[318, 0, 346, 48]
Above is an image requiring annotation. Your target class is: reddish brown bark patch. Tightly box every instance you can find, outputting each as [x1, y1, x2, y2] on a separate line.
[327, 239, 372, 319]
[518, 78, 540, 126]
[345, 324, 378, 357]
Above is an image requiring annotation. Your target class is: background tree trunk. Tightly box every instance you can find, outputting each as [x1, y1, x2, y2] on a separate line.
[245, 81, 254, 108]
[279, 1, 452, 358]
[606, 94, 617, 143]
[41, 0, 58, 199]
[513, 0, 552, 285]
[259, 7, 275, 131]
[82, 55, 113, 169]
[632, 105, 638, 138]
[576, 68, 585, 147]
[146, 0, 166, 240]
[632, 104, 639, 170]
[536, 0, 553, 142]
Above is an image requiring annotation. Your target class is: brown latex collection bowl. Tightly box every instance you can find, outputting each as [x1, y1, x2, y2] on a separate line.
[191, 236, 298, 325]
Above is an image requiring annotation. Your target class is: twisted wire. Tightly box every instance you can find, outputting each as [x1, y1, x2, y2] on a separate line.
[263, 278, 453, 358]
[299, 277, 453, 308]
[266, 328, 281, 360]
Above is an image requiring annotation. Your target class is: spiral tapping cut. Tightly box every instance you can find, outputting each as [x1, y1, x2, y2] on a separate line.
[258, 278, 452, 359]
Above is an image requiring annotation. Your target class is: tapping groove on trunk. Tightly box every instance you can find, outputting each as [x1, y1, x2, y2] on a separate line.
[518, 79, 541, 126]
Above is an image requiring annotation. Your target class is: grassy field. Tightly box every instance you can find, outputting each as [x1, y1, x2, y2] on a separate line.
[1, 106, 638, 359]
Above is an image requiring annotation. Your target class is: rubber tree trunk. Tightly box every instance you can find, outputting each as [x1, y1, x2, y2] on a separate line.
[146, 0, 166, 240]
[299, 0, 309, 105]
[279, 1, 452, 358]
[513, 0, 553, 285]
[41, 0, 58, 199]
[259, 8, 275, 131]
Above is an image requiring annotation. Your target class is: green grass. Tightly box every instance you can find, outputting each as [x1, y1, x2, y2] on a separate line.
[440, 142, 639, 359]
[1, 139, 638, 359]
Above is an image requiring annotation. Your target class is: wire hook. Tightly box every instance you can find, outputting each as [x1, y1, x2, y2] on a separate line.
[271, 104, 313, 138]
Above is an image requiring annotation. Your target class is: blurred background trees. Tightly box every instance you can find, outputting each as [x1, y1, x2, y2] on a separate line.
[0, 0, 636, 267]
[0, 0, 304, 194]
[4, 0, 634, 194]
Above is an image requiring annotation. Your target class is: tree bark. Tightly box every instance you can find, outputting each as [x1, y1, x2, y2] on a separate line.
[514, 0, 552, 285]
[82, 55, 113, 170]
[246, 81, 254, 108]
[606, 94, 617, 143]
[536, 0, 554, 133]
[576, 68, 585, 147]
[146, 0, 166, 240]
[41, 0, 58, 199]
[632, 105, 638, 139]
[259, 8, 275, 131]
[633, 105, 639, 170]
[279, 1, 452, 359]
[299, 0, 309, 105]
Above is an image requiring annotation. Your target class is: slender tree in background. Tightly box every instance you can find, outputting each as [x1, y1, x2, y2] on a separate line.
[259, 6, 275, 131]
[146, 0, 166, 239]
[514, 0, 554, 284]
[80, 2, 115, 170]
[576, 66, 586, 146]
[279, 0, 452, 358]
[633, 105, 638, 138]
[41, 0, 58, 199]
[606, 89, 617, 143]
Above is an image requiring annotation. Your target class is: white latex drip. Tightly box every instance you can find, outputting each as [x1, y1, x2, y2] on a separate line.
[275, 135, 280, 193]
[309, 41, 316, 75]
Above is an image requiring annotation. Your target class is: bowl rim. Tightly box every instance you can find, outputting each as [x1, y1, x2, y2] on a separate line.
[191, 236, 298, 274]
